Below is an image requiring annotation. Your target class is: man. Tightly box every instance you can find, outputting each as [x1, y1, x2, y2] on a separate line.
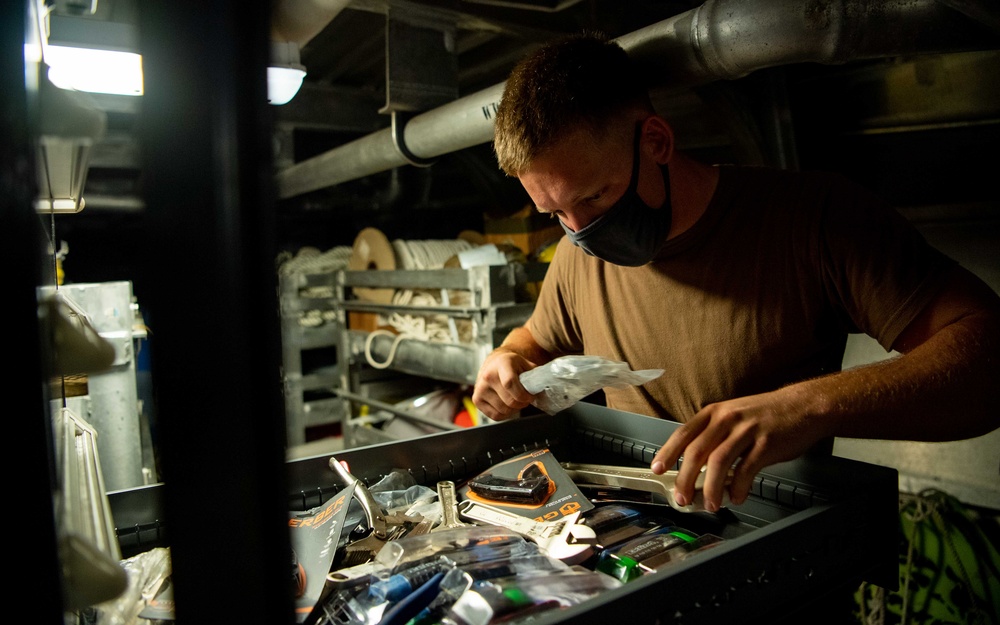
[472, 32, 1000, 514]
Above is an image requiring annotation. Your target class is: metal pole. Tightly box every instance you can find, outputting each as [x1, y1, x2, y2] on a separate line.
[138, 0, 294, 622]
[4, 0, 66, 621]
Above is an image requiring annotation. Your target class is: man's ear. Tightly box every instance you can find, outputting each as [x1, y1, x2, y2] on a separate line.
[643, 115, 675, 163]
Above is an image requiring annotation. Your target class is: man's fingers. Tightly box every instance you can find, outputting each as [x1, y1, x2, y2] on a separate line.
[728, 445, 767, 505]
[667, 415, 739, 507]
[651, 416, 708, 474]
[473, 383, 529, 421]
[496, 366, 534, 406]
[473, 372, 535, 421]
[699, 425, 754, 511]
[658, 409, 757, 511]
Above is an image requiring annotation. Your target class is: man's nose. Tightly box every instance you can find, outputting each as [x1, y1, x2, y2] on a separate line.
[558, 215, 578, 232]
[559, 213, 591, 232]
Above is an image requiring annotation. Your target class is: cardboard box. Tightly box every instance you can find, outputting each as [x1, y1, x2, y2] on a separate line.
[484, 204, 564, 258]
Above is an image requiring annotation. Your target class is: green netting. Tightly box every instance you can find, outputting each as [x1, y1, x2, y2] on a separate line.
[855, 489, 1000, 625]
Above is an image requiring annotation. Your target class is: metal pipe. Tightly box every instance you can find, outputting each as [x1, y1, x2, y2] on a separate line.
[276, 0, 991, 199]
[617, 0, 992, 86]
[276, 82, 504, 198]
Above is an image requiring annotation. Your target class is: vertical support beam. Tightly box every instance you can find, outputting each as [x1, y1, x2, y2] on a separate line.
[381, 6, 458, 114]
[4, 1, 65, 621]
[138, 1, 294, 622]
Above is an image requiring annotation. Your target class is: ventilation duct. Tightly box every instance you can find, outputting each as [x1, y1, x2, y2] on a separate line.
[276, 0, 997, 199]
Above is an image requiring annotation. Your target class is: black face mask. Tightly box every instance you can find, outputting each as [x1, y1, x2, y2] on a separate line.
[560, 126, 672, 267]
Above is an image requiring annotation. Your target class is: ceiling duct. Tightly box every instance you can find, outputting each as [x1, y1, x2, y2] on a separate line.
[276, 0, 997, 199]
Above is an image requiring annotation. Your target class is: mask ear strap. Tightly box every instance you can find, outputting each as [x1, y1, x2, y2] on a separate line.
[659, 161, 672, 214]
[621, 122, 643, 195]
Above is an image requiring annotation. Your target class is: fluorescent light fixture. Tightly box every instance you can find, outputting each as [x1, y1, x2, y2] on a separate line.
[45, 45, 144, 96]
[45, 45, 304, 104]
[268, 41, 307, 105]
[41, 11, 305, 104]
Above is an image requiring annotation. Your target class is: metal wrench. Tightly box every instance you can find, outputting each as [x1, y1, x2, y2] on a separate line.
[559, 462, 733, 513]
[431, 480, 474, 532]
[456, 499, 596, 564]
[328, 457, 419, 564]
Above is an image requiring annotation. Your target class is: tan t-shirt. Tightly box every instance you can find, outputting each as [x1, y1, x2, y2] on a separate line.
[527, 165, 954, 422]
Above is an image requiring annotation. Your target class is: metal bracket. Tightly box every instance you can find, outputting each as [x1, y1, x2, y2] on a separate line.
[391, 110, 437, 167]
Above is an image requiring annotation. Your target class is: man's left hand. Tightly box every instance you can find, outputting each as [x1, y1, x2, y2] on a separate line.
[650, 387, 834, 512]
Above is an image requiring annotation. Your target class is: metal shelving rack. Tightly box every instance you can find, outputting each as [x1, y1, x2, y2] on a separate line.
[279, 268, 349, 447]
[331, 261, 547, 447]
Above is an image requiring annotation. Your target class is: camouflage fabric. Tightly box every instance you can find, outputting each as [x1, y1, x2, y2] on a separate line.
[855, 489, 1000, 625]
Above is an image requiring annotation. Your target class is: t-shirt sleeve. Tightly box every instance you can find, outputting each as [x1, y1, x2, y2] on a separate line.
[815, 173, 956, 351]
[525, 236, 585, 356]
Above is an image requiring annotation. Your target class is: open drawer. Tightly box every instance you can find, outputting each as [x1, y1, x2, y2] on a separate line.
[109, 402, 898, 624]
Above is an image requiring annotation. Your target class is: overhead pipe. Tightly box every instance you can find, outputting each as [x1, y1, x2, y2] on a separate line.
[616, 0, 996, 87]
[276, 0, 994, 199]
[277, 82, 505, 198]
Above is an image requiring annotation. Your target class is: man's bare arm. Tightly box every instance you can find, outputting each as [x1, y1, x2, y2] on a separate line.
[653, 266, 1000, 512]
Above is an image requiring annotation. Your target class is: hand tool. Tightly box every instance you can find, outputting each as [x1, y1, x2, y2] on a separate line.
[457, 499, 596, 564]
[430, 480, 475, 532]
[328, 456, 418, 565]
[560, 462, 733, 513]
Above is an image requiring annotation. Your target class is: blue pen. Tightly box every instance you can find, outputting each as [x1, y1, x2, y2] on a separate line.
[369, 558, 449, 603]
[378, 571, 446, 625]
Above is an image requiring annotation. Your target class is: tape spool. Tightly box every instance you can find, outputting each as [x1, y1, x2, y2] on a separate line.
[457, 230, 487, 246]
[349, 227, 397, 303]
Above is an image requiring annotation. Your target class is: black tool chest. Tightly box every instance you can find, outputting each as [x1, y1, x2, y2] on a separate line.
[108, 403, 898, 624]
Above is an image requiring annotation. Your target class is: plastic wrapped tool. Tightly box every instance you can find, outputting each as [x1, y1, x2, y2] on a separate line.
[519, 355, 664, 415]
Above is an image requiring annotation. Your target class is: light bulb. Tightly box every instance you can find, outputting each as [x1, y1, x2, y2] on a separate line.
[267, 65, 306, 105]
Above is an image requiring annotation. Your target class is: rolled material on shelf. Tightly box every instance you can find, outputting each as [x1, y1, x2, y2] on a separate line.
[349, 227, 397, 304]
[348, 228, 488, 367]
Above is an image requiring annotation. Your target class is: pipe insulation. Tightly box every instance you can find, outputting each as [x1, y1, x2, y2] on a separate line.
[276, 0, 993, 199]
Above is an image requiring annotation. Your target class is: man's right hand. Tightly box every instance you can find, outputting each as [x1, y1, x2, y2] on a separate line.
[472, 348, 538, 420]
[473, 325, 554, 420]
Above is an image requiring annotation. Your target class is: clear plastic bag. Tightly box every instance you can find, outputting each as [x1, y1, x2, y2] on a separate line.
[519, 355, 664, 415]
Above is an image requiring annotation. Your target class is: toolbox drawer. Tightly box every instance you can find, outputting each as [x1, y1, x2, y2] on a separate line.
[109, 402, 898, 624]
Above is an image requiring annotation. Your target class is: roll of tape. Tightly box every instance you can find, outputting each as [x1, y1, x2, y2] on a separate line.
[349, 227, 397, 303]
[457, 230, 487, 246]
